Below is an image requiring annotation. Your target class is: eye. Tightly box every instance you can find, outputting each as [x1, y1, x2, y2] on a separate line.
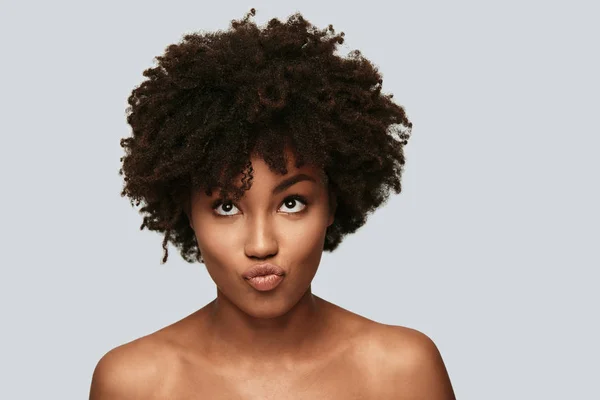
[278, 195, 308, 214]
[212, 200, 240, 217]
[211, 195, 308, 217]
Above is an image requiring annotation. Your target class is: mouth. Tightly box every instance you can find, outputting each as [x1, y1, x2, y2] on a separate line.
[245, 274, 285, 291]
[242, 263, 285, 279]
[242, 263, 286, 291]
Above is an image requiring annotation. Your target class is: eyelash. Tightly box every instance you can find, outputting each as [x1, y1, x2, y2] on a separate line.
[211, 194, 309, 217]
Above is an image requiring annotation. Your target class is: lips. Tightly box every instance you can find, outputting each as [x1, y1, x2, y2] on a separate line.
[242, 263, 285, 279]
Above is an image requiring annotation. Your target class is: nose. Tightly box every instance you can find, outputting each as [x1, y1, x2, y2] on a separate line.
[244, 214, 278, 260]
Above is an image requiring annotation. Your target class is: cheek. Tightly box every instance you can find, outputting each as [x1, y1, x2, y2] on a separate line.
[280, 213, 329, 260]
[195, 223, 241, 260]
[284, 218, 326, 244]
[194, 223, 243, 287]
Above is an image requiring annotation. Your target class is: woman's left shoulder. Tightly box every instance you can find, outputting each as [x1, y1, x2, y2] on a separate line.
[378, 324, 440, 357]
[355, 322, 436, 361]
[360, 323, 456, 399]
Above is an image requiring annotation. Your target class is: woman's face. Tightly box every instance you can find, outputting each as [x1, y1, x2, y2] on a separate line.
[188, 152, 335, 318]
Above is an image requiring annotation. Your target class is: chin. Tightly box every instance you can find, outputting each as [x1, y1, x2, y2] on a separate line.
[234, 284, 310, 319]
[238, 297, 294, 319]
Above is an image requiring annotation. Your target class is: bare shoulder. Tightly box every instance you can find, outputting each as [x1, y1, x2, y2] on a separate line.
[89, 334, 179, 400]
[361, 324, 456, 400]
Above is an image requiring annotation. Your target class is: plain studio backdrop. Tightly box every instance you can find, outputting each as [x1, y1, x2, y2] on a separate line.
[1, 1, 598, 398]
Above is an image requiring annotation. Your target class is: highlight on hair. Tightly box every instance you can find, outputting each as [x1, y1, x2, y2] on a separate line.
[119, 8, 413, 264]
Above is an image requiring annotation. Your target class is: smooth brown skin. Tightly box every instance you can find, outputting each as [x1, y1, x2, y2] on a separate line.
[90, 151, 456, 399]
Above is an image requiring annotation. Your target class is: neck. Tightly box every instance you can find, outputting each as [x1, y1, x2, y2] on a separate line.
[203, 286, 330, 367]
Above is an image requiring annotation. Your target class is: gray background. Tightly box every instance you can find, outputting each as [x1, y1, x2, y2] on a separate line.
[1, 0, 598, 398]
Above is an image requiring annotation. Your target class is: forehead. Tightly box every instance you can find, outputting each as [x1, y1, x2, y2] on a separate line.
[202, 149, 327, 199]
[248, 154, 325, 182]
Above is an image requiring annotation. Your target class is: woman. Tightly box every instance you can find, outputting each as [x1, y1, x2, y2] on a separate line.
[90, 8, 456, 399]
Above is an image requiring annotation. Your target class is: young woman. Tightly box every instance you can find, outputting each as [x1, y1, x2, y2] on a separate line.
[90, 8, 455, 399]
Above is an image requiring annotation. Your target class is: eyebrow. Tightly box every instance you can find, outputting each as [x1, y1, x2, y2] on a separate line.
[272, 173, 316, 195]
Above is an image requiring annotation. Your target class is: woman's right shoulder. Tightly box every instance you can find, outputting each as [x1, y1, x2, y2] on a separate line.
[89, 334, 177, 400]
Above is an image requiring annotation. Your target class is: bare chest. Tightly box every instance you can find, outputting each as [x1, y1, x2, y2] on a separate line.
[164, 353, 378, 400]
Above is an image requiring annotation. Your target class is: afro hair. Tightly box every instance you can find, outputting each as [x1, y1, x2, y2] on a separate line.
[119, 8, 413, 264]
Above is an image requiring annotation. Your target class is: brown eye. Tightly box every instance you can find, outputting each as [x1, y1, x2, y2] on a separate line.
[278, 195, 308, 214]
[211, 195, 308, 217]
[212, 200, 240, 216]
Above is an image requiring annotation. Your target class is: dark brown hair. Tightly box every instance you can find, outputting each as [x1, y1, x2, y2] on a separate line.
[119, 8, 412, 264]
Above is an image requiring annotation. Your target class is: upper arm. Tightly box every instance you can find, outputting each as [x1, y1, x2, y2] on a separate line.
[89, 344, 160, 400]
[380, 327, 456, 400]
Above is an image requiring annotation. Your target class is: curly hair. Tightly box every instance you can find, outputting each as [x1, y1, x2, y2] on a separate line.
[119, 8, 413, 264]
